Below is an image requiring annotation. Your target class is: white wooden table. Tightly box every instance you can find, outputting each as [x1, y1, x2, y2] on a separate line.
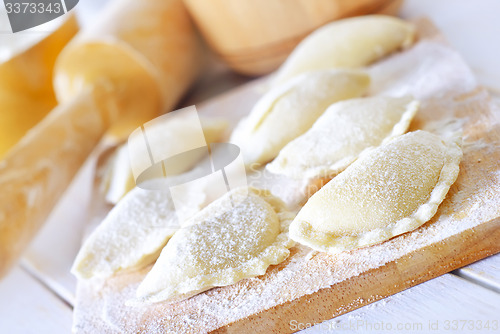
[1, 1, 499, 332]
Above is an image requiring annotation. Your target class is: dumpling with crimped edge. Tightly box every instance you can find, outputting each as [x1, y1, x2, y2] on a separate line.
[272, 15, 415, 86]
[135, 187, 295, 304]
[267, 96, 419, 179]
[102, 116, 228, 204]
[71, 177, 206, 280]
[290, 130, 462, 253]
[231, 69, 370, 167]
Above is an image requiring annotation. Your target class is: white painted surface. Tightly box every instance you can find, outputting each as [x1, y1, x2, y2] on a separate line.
[303, 273, 500, 333]
[455, 255, 500, 294]
[0, 267, 72, 334]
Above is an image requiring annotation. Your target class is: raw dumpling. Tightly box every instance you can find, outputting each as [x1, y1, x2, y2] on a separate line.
[290, 131, 462, 253]
[231, 69, 370, 167]
[135, 187, 295, 304]
[103, 116, 228, 204]
[267, 96, 419, 179]
[272, 15, 415, 86]
[72, 177, 206, 280]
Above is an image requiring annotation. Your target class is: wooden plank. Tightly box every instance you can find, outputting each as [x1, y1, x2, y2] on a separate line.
[71, 21, 500, 333]
[302, 273, 500, 333]
[218, 218, 500, 334]
[455, 254, 500, 293]
[0, 266, 72, 334]
[72, 218, 500, 334]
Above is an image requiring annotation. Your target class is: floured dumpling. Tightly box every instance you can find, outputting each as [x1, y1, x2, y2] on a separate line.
[267, 96, 419, 179]
[135, 187, 295, 304]
[272, 15, 415, 86]
[290, 131, 462, 253]
[231, 69, 370, 167]
[72, 177, 206, 280]
[103, 116, 228, 204]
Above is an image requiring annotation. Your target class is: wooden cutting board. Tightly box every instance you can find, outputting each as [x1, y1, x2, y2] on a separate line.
[73, 19, 500, 333]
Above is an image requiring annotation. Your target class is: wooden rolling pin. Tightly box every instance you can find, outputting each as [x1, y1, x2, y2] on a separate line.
[0, 0, 201, 278]
[0, 15, 78, 159]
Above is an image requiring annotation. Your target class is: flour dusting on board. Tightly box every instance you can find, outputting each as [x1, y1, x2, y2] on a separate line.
[73, 21, 500, 334]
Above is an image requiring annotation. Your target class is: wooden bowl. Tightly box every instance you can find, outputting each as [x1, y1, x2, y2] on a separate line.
[183, 0, 403, 76]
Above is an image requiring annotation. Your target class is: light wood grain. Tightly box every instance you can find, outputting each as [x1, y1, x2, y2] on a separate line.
[0, 266, 72, 334]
